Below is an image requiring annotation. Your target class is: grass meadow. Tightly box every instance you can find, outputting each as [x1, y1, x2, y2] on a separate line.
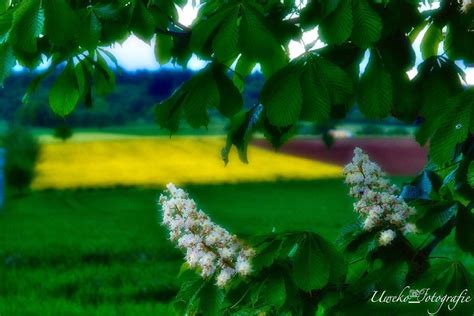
[0, 180, 356, 315]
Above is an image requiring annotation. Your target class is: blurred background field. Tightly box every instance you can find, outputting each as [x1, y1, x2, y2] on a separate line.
[4, 125, 474, 316]
[1, 177, 356, 315]
[2, 174, 472, 315]
[32, 135, 341, 190]
[3, 130, 471, 315]
[0, 69, 451, 315]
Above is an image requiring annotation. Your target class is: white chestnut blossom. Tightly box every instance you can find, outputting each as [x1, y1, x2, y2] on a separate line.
[343, 148, 418, 246]
[159, 183, 255, 287]
[379, 229, 396, 246]
[216, 267, 235, 288]
[461, 0, 473, 12]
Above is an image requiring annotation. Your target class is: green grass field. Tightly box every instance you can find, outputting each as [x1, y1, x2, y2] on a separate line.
[1, 179, 471, 315]
[0, 180, 356, 315]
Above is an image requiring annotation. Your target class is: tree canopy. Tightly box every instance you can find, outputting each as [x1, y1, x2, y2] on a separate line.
[0, 0, 472, 165]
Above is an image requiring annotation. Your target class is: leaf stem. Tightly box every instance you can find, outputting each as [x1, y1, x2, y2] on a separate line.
[155, 28, 190, 38]
[419, 216, 456, 257]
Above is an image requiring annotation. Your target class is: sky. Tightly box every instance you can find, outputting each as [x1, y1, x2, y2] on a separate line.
[105, 2, 206, 71]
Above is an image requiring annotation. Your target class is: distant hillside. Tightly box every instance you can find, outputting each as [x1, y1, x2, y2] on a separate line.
[0, 69, 409, 130]
[0, 69, 264, 128]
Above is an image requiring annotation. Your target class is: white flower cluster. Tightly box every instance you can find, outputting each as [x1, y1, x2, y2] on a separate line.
[343, 148, 417, 246]
[461, 0, 473, 12]
[159, 183, 255, 287]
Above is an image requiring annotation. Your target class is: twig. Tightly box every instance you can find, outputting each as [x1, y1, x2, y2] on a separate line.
[285, 16, 300, 24]
[156, 28, 190, 38]
[419, 217, 456, 257]
[167, 16, 191, 32]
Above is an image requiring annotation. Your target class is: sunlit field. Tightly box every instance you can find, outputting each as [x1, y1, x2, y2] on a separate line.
[32, 136, 342, 189]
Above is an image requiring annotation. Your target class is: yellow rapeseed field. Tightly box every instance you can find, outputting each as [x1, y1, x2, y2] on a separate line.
[32, 136, 342, 190]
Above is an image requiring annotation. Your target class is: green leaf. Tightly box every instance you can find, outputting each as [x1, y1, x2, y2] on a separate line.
[470, 92, 474, 135]
[99, 18, 130, 48]
[451, 156, 474, 202]
[381, 262, 410, 291]
[93, 3, 123, 21]
[408, 20, 428, 43]
[319, 0, 353, 45]
[300, 60, 331, 122]
[252, 238, 284, 272]
[454, 88, 474, 135]
[339, 225, 377, 256]
[258, 273, 287, 308]
[78, 10, 102, 51]
[170, 34, 192, 67]
[469, 162, 474, 187]
[93, 54, 116, 95]
[445, 13, 474, 63]
[318, 235, 347, 284]
[49, 63, 80, 117]
[262, 118, 297, 149]
[314, 56, 354, 106]
[415, 260, 473, 295]
[0, 10, 13, 43]
[9, 0, 44, 54]
[378, 32, 416, 73]
[351, 0, 382, 48]
[212, 65, 242, 117]
[420, 23, 443, 60]
[99, 49, 119, 69]
[43, 0, 80, 46]
[358, 51, 393, 119]
[130, 0, 156, 42]
[155, 87, 186, 134]
[429, 94, 471, 165]
[300, 0, 341, 26]
[155, 34, 173, 65]
[261, 64, 303, 127]
[222, 105, 263, 164]
[199, 282, 224, 316]
[212, 7, 239, 61]
[411, 261, 474, 314]
[400, 170, 442, 201]
[190, 6, 233, 53]
[292, 234, 331, 291]
[233, 54, 255, 91]
[391, 72, 417, 122]
[414, 58, 464, 146]
[156, 65, 239, 133]
[0, 0, 8, 13]
[75, 62, 86, 95]
[0, 43, 15, 86]
[182, 71, 219, 128]
[22, 66, 56, 104]
[78, 59, 94, 108]
[416, 203, 457, 233]
[239, 5, 286, 76]
[173, 274, 204, 315]
[456, 205, 474, 255]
